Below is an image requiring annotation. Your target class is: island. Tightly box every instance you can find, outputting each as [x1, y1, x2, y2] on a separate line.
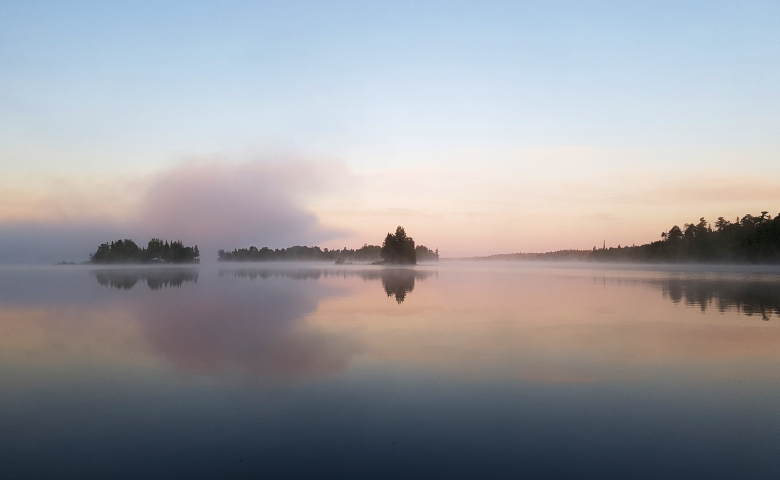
[90, 238, 200, 264]
[217, 226, 439, 264]
[378, 226, 417, 264]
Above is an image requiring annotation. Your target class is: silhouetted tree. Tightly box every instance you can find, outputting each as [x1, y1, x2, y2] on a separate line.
[667, 225, 683, 243]
[380, 226, 417, 264]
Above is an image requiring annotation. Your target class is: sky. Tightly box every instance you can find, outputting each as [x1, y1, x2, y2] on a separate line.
[1, 0, 779, 262]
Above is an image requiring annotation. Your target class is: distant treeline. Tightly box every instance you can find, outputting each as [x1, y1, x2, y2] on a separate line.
[460, 211, 780, 264]
[218, 241, 439, 263]
[591, 212, 780, 263]
[90, 239, 200, 264]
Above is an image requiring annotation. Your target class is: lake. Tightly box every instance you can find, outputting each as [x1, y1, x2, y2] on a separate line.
[1, 262, 779, 479]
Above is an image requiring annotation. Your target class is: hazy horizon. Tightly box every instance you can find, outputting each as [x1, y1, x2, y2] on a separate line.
[4, 5, 780, 475]
[2, 1, 778, 262]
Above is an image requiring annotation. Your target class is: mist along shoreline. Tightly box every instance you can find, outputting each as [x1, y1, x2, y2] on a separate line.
[49, 261, 780, 274]
[65, 211, 780, 266]
[89, 239, 200, 264]
[54, 253, 780, 268]
[218, 227, 439, 265]
[449, 211, 780, 264]
[444, 254, 780, 265]
[212, 211, 780, 265]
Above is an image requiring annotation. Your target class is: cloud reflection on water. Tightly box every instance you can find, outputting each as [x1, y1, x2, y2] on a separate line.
[132, 274, 356, 380]
[2, 265, 780, 387]
[74, 266, 434, 380]
[0, 267, 359, 382]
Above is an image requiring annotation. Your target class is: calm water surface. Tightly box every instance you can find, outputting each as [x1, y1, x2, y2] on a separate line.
[1, 262, 780, 479]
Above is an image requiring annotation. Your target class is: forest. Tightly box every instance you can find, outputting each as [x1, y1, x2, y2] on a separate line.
[90, 239, 200, 264]
[218, 244, 380, 262]
[463, 211, 780, 264]
[218, 226, 439, 264]
[590, 211, 780, 263]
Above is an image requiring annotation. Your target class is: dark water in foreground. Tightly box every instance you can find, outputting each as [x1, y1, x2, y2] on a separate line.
[1, 262, 780, 479]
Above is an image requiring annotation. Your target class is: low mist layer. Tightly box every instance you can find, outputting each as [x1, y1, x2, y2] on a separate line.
[0, 162, 345, 264]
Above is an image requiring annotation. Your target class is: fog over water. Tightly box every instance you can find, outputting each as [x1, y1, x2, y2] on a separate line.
[4, 2, 779, 477]
[0, 162, 346, 265]
[2, 262, 780, 479]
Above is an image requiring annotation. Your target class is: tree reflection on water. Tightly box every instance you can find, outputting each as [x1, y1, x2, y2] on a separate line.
[661, 278, 780, 320]
[221, 267, 434, 303]
[93, 268, 199, 290]
[377, 269, 419, 303]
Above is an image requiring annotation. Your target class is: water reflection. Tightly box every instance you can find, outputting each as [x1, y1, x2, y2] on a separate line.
[93, 268, 199, 290]
[3, 265, 780, 478]
[221, 268, 327, 281]
[129, 274, 353, 379]
[221, 267, 434, 303]
[660, 278, 780, 320]
[378, 269, 417, 303]
[0, 267, 353, 380]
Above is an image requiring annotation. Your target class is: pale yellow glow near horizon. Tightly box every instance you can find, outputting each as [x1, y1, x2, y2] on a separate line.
[2, 145, 779, 257]
[314, 148, 780, 255]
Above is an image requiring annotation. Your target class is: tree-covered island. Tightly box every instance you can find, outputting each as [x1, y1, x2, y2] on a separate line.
[218, 244, 381, 262]
[90, 239, 200, 264]
[217, 226, 439, 264]
[379, 226, 417, 264]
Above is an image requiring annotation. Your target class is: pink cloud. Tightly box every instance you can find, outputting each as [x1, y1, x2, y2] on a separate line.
[0, 161, 348, 264]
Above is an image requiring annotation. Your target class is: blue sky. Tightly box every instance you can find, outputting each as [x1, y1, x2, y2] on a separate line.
[1, 1, 779, 260]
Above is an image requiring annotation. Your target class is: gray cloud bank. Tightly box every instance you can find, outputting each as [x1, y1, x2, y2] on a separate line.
[0, 162, 347, 264]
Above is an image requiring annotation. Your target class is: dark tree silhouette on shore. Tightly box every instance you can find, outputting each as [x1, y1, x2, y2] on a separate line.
[415, 245, 439, 262]
[380, 226, 417, 265]
[218, 244, 384, 263]
[90, 239, 199, 264]
[590, 211, 780, 263]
